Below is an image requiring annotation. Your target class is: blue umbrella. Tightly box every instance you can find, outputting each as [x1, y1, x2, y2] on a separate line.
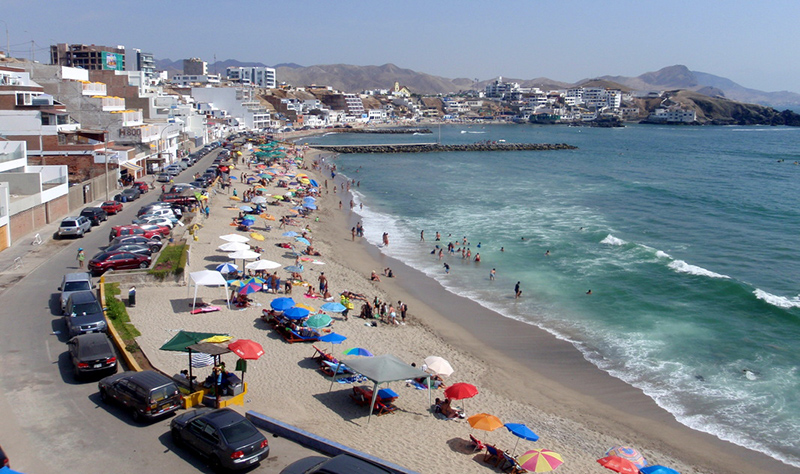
[343, 347, 374, 357]
[239, 282, 262, 295]
[505, 423, 539, 455]
[282, 231, 298, 237]
[309, 179, 319, 187]
[240, 205, 253, 212]
[270, 297, 295, 311]
[1, 465, 27, 474]
[285, 265, 304, 273]
[216, 263, 238, 274]
[303, 203, 317, 210]
[241, 219, 255, 226]
[319, 332, 347, 344]
[284, 306, 311, 319]
[302, 196, 316, 203]
[640, 466, 680, 474]
[229, 176, 238, 180]
[320, 302, 347, 313]
[295, 237, 310, 246]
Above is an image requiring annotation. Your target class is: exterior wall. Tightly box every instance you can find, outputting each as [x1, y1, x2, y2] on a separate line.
[9, 206, 47, 242]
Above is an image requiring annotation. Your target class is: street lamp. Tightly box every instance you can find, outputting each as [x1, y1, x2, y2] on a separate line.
[0, 20, 9, 60]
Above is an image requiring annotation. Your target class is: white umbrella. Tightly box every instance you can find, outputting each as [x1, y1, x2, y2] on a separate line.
[424, 356, 454, 377]
[251, 196, 267, 204]
[229, 250, 260, 260]
[245, 260, 282, 271]
[218, 242, 250, 252]
[219, 234, 250, 243]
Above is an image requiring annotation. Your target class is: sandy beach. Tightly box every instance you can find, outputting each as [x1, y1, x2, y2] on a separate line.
[129, 143, 795, 474]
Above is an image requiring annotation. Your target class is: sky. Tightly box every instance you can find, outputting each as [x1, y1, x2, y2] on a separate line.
[3, 0, 799, 93]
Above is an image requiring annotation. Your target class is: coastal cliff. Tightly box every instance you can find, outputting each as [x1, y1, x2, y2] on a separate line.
[634, 90, 800, 125]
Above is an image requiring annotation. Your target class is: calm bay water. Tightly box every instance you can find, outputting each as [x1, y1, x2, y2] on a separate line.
[300, 124, 800, 467]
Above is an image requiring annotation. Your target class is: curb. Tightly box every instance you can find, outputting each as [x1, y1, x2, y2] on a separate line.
[99, 276, 142, 372]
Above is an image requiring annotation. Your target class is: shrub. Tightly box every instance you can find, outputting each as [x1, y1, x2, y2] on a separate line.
[148, 242, 188, 280]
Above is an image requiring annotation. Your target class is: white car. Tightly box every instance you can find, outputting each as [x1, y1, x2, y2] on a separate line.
[140, 217, 174, 229]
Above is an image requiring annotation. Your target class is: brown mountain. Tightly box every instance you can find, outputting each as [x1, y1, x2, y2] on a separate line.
[275, 63, 463, 94]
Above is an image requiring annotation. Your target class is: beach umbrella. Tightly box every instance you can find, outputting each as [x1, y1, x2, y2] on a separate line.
[219, 234, 249, 243]
[284, 306, 311, 319]
[295, 237, 310, 246]
[229, 196, 241, 201]
[302, 196, 316, 203]
[241, 218, 255, 225]
[229, 250, 260, 260]
[284, 265, 304, 273]
[517, 449, 564, 472]
[306, 313, 332, 329]
[245, 259, 281, 271]
[318, 332, 346, 351]
[597, 456, 640, 474]
[270, 297, 295, 311]
[228, 339, 264, 360]
[250, 232, 265, 241]
[295, 303, 316, 311]
[639, 466, 680, 474]
[218, 242, 250, 252]
[239, 205, 253, 212]
[605, 446, 647, 468]
[239, 282, 262, 295]
[445, 382, 479, 416]
[309, 179, 319, 187]
[215, 263, 238, 274]
[252, 196, 267, 204]
[282, 231, 299, 237]
[343, 347, 374, 357]
[303, 203, 317, 210]
[228, 175, 237, 180]
[423, 356, 454, 378]
[228, 279, 243, 287]
[505, 423, 539, 455]
[320, 302, 347, 313]
[467, 413, 503, 432]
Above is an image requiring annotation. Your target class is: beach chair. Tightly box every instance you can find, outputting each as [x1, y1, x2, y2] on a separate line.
[350, 386, 372, 406]
[469, 434, 485, 452]
[501, 452, 527, 473]
[373, 400, 397, 416]
[310, 345, 329, 361]
[484, 444, 503, 467]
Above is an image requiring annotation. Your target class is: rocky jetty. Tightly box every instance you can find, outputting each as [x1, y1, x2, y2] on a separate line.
[334, 128, 432, 134]
[312, 143, 577, 154]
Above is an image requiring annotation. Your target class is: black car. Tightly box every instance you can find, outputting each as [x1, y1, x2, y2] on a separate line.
[99, 370, 182, 422]
[64, 290, 108, 337]
[109, 235, 163, 252]
[190, 179, 208, 189]
[280, 454, 392, 474]
[115, 188, 141, 202]
[68, 333, 117, 379]
[104, 243, 154, 256]
[80, 207, 108, 226]
[171, 408, 269, 471]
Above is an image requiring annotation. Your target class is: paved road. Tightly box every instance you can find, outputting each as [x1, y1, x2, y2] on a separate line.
[0, 145, 318, 473]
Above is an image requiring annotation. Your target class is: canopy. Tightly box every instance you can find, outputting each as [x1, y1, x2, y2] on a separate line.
[329, 354, 431, 424]
[160, 330, 222, 352]
[188, 270, 230, 309]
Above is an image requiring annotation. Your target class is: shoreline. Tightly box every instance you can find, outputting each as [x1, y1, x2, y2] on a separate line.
[318, 152, 797, 473]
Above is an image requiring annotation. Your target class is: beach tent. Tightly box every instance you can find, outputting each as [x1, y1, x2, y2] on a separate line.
[188, 270, 230, 309]
[160, 331, 230, 392]
[329, 354, 431, 424]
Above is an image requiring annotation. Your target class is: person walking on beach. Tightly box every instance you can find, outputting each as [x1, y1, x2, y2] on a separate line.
[398, 301, 407, 323]
[420, 230, 424, 242]
[76, 248, 85, 269]
[515, 282, 522, 298]
[382, 232, 389, 247]
[490, 268, 496, 281]
[443, 262, 450, 274]
[351, 227, 356, 241]
[318, 272, 327, 294]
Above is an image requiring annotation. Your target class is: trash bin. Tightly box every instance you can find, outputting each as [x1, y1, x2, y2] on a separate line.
[128, 286, 136, 307]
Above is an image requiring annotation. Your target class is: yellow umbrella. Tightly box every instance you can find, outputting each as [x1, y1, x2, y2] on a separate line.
[272, 195, 284, 200]
[260, 214, 276, 221]
[230, 196, 242, 201]
[300, 178, 310, 185]
[201, 335, 233, 343]
[229, 280, 243, 287]
[250, 232, 265, 241]
[295, 303, 315, 311]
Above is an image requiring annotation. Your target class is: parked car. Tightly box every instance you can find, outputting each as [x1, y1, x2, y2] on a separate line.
[137, 202, 173, 216]
[57, 216, 92, 239]
[98, 370, 182, 422]
[280, 455, 392, 474]
[132, 181, 150, 193]
[58, 272, 94, 312]
[104, 243, 154, 256]
[190, 179, 208, 189]
[114, 188, 141, 202]
[109, 225, 165, 242]
[80, 207, 108, 226]
[176, 160, 189, 170]
[88, 251, 151, 276]
[136, 207, 177, 221]
[171, 408, 270, 471]
[64, 290, 107, 337]
[136, 217, 175, 229]
[110, 235, 163, 252]
[157, 173, 172, 183]
[68, 333, 117, 379]
[169, 183, 197, 193]
[101, 200, 123, 215]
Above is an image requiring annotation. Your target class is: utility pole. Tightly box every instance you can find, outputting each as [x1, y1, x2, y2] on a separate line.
[30, 40, 34, 61]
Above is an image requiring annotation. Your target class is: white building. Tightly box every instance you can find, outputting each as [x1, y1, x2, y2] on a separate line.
[226, 66, 276, 89]
[648, 108, 696, 123]
[172, 74, 221, 87]
[191, 87, 273, 131]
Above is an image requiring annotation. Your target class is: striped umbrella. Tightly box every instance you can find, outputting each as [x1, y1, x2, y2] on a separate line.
[517, 449, 564, 472]
[215, 263, 238, 274]
[343, 347, 373, 357]
[239, 282, 262, 295]
[605, 446, 647, 468]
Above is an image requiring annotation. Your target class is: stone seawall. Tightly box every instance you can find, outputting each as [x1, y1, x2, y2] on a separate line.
[335, 128, 432, 134]
[312, 143, 577, 154]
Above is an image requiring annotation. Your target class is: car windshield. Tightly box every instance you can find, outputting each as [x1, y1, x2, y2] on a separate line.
[72, 300, 102, 316]
[220, 420, 259, 444]
[94, 252, 113, 260]
[63, 281, 91, 292]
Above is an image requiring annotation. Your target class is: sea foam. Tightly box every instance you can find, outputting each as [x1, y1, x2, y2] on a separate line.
[668, 260, 730, 279]
[754, 289, 800, 309]
[600, 234, 627, 246]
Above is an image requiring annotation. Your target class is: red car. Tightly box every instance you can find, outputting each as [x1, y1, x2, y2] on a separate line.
[109, 225, 167, 242]
[132, 182, 149, 193]
[88, 251, 151, 276]
[101, 200, 123, 215]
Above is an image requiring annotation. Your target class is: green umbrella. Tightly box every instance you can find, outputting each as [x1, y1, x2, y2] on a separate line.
[306, 313, 332, 329]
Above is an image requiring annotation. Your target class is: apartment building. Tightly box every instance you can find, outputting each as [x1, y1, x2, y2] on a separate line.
[226, 66, 277, 89]
[50, 43, 126, 71]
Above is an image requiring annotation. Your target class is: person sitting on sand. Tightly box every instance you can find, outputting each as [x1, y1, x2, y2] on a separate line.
[306, 246, 321, 256]
[322, 289, 333, 302]
[371, 271, 381, 282]
[440, 398, 462, 419]
[305, 286, 320, 298]
[284, 280, 292, 294]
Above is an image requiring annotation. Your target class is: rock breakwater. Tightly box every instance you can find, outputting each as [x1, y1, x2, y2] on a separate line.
[312, 143, 577, 154]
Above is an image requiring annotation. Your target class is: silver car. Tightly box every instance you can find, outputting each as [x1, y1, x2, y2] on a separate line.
[57, 216, 92, 238]
[59, 272, 95, 312]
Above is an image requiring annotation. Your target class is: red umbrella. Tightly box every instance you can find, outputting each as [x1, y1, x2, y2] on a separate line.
[597, 456, 640, 474]
[444, 382, 479, 416]
[228, 339, 264, 360]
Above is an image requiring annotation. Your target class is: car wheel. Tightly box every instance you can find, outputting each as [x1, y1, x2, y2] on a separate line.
[130, 407, 142, 422]
[77, 230, 84, 237]
[208, 455, 224, 473]
[150, 246, 160, 253]
[171, 428, 183, 447]
[139, 262, 148, 269]
[99, 388, 109, 403]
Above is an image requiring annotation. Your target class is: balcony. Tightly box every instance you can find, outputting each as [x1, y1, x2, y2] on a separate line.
[110, 109, 143, 127]
[92, 96, 126, 112]
[80, 81, 107, 96]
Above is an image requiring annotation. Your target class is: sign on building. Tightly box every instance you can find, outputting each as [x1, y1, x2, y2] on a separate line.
[102, 52, 124, 71]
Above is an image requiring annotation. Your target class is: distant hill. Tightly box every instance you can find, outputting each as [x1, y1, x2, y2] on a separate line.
[598, 65, 800, 107]
[274, 63, 463, 94]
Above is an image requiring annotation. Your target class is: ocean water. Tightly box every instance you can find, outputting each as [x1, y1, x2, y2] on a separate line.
[298, 124, 800, 467]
